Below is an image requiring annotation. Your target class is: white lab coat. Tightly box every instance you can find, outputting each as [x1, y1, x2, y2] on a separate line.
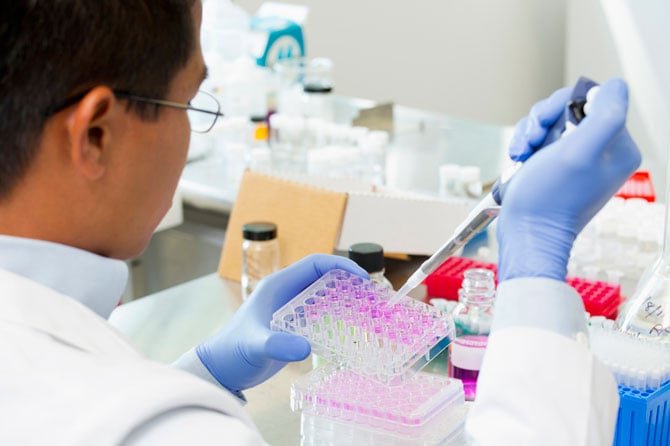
[0, 268, 267, 445]
[466, 327, 619, 445]
[0, 265, 619, 445]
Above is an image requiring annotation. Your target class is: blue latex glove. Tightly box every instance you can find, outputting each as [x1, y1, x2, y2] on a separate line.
[196, 254, 368, 392]
[497, 78, 641, 282]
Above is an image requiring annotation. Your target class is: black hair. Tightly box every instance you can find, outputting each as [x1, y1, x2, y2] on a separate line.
[0, 0, 196, 198]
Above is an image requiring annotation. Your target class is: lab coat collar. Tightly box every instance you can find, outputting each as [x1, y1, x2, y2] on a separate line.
[0, 235, 128, 319]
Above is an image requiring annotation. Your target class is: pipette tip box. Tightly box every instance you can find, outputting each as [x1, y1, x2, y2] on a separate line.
[424, 256, 622, 319]
[589, 320, 670, 445]
[615, 170, 655, 203]
[271, 269, 455, 384]
[423, 257, 497, 302]
[292, 364, 466, 445]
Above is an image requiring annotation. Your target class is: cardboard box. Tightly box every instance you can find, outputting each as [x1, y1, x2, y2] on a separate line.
[337, 189, 471, 254]
[218, 170, 473, 281]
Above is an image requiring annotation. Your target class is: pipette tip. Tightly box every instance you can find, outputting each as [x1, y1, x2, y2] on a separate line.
[388, 270, 428, 306]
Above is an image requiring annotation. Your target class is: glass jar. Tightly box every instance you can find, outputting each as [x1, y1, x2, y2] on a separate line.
[241, 222, 280, 300]
[452, 268, 496, 336]
[348, 242, 393, 289]
[449, 268, 495, 401]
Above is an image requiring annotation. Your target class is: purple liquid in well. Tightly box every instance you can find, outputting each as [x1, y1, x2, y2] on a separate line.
[451, 366, 479, 401]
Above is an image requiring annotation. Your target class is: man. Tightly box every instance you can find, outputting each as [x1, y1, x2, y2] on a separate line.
[0, 1, 364, 444]
[0, 1, 640, 444]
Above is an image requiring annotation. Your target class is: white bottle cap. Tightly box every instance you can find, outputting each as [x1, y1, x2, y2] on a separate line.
[450, 335, 488, 370]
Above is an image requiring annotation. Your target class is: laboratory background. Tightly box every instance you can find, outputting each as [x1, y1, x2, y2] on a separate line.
[108, 0, 670, 444]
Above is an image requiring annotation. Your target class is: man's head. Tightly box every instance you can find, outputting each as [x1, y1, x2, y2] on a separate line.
[0, 0, 206, 258]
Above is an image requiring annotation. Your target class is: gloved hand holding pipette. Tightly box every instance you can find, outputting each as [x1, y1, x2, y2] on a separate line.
[391, 77, 638, 303]
[466, 78, 641, 445]
[497, 77, 640, 281]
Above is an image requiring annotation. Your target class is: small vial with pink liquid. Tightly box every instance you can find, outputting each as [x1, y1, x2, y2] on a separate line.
[448, 335, 488, 401]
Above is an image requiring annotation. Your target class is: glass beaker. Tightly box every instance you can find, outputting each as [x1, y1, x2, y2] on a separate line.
[617, 255, 670, 339]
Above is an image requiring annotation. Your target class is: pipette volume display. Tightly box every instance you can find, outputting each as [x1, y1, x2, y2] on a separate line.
[391, 76, 599, 304]
[271, 269, 455, 384]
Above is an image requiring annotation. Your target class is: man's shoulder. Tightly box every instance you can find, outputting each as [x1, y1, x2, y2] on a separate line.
[0, 276, 254, 444]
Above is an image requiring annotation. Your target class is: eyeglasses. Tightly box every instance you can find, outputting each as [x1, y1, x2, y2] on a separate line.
[45, 89, 224, 133]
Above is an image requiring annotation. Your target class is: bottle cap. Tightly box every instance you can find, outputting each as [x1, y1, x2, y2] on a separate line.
[304, 57, 334, 93]
[348, 242, 385, 273]
[450, 335, 488, 370]
[242, 222, 277, 241]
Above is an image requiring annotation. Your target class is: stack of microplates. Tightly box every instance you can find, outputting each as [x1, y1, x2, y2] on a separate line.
[589, 317, 670, 445]
[272, 269, 466, 445]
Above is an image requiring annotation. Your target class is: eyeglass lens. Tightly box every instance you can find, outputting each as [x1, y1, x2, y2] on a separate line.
[188, 91, 221, 133]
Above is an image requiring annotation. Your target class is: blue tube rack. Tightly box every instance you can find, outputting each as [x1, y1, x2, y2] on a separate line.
[615, 380, 670, 446]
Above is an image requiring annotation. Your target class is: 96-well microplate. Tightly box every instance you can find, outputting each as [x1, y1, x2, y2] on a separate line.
[271, 269, 455, 383]
[291, 364, 465, 442]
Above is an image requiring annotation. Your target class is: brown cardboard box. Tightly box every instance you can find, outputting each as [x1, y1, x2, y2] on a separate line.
[218, 170, 348, 281]
[219, 170, 474, 281]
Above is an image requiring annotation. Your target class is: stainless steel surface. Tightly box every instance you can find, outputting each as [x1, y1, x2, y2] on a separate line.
[124, 206, 228, 301]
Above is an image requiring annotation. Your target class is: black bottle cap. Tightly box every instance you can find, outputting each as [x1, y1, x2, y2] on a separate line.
[242, 222, 277, 241]
[348, 242, 385, 273]
[303, 84, 333, 94]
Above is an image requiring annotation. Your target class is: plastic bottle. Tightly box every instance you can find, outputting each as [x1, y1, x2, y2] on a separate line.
[302, 58, 335, 122]
[241, 222, 280, 300]
[348, 242, 393, 289]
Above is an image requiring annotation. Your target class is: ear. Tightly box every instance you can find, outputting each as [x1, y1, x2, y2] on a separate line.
[65, 86, 117, 180]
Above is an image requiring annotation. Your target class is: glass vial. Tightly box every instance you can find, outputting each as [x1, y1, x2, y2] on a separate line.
[452, 268, 496, 336]
[348, 242, 393, 289]
[449, 268, 495, 401]
[241, 222, 280, 300]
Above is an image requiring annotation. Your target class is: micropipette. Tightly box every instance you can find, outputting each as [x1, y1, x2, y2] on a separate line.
[389, 77, 599, 305]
